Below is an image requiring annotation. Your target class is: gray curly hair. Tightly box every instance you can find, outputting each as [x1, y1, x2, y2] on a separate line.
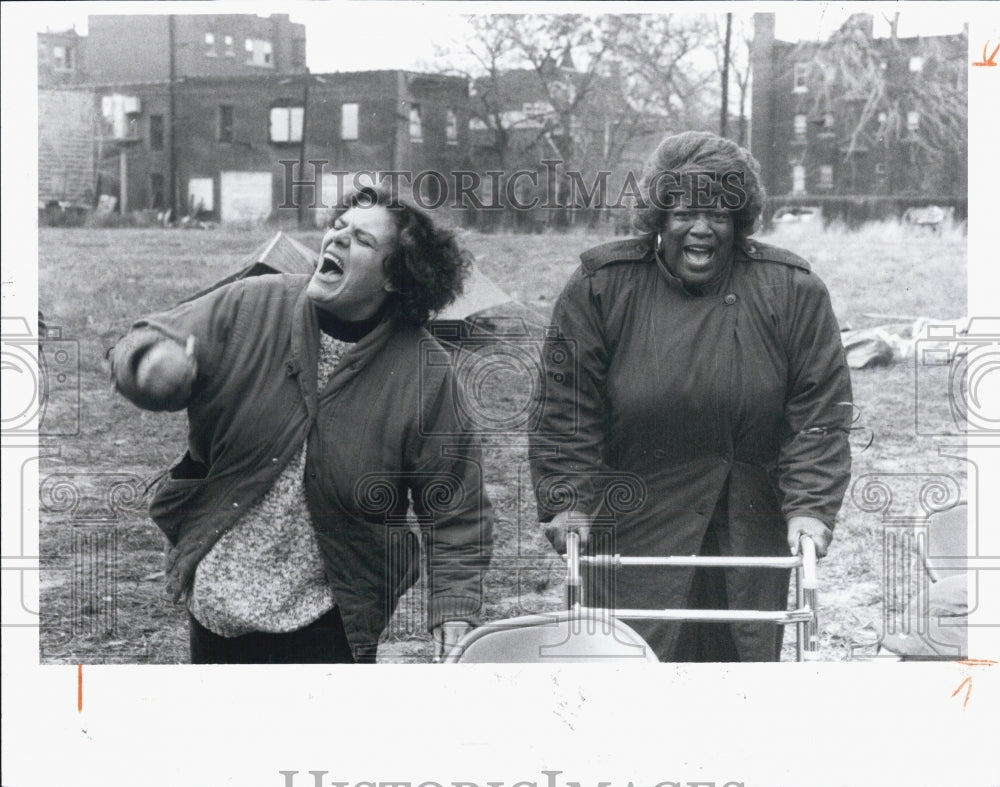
[632, 130, 766, 245]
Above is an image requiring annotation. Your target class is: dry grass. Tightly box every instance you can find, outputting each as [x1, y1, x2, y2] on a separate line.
[37, 220, 967, 663]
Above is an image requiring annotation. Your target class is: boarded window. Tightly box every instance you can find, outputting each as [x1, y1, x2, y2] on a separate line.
[220, 171, 272, 223]
[246, 38, 273, 67]
[341, 103, 359, 141]
[446, 109, 459, 145]
[793, 63, 809, 93]
[409, 104, 423, 143]
[149, 173, 165, 209]
[819, 165, 834, 189]
[149, 114, 164, 151]
[792, 165, 806, 194]
[218, 105, 234, 143]
[270, 105, 304, 143]
[188, 177, 214, 213]
[52, 45, 75, 70]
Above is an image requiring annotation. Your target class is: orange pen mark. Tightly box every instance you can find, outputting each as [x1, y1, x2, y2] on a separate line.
[951, 658, 996, 710]
[77, 664, 83, 713]
[951, 676, 973, 709]
[972, 40, 999, 66]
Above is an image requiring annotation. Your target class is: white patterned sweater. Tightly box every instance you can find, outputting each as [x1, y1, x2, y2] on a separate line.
[188, 331, 349, 637]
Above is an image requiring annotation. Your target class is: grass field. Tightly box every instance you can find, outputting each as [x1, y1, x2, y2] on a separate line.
[37, 218, 967, 663]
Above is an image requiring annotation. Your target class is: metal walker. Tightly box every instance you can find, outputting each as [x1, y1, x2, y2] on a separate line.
[446, 533, 819, 663]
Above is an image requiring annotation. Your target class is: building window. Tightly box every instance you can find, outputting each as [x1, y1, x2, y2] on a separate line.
[794, 114, 808, 136]
[792, 165, 806, 194]
[877, 111, 888, 125]
[218, 105, 234, 143]
[409, 104, 423, 143]
[205, 32, 216, 56]
[875, 162, 887, 177]
[819, 165, 834, 189]
[270, 105, 304, 143]
[52, 45, 75, 71]
[224, 35, 235, 56]
[149, 173, 166, 210]
[341, 103, 359, 141]
[149, 114, 164, 151]
[907, 111, 920, 131]
[909, 56, 924, 73]
[245, 38, 273, 67]
[823, 112, 835, 130]
[793, 63, 809, 93]
[446, 109, 459, 146]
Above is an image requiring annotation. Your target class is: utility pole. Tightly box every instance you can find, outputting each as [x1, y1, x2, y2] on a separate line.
[168, 14, 178, 216]
[297, 67, 310, 229]
[720, 12, 732, 139]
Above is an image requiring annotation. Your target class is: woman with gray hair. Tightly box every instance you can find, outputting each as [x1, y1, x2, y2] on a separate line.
[531, 131, 852, 661]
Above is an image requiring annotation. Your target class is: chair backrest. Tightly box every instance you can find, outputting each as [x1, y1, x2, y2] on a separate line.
[445, 611, 659, 664]
[921, 503, 968, 581]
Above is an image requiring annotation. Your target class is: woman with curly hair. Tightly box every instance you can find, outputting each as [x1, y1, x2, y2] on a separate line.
[531, 131, 852, 661]
[109, 185, 493, 664]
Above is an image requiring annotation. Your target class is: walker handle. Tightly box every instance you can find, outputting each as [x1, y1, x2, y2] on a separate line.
[800, 535, 819, 590]
[566, 531, 581, 611]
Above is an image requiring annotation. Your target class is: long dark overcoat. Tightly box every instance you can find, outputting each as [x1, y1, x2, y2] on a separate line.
[530, 236, 852, 660]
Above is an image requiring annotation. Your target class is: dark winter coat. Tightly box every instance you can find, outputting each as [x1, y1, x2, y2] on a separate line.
[530, 235, 852, 660]
[110, 274, 493, 658]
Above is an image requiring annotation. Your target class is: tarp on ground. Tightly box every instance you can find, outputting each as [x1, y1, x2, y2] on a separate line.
[184, 231, 515, 321]
[840, 316, 974, 369]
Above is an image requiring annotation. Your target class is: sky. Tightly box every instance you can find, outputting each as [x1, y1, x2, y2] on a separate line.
[32, 1, 974, 74]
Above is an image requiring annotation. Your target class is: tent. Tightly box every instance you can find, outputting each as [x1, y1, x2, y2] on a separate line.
[184, 232, 516, 323]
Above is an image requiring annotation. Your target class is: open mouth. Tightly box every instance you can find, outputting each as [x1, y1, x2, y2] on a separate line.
[682, 245, 714, 266]
[319, 250, 345, 276]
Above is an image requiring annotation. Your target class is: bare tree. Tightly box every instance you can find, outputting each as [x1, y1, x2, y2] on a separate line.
[713, 14, 752, 145]
[430, 13, 720, 227]
[598, 15, 717, 169]
[797, 13, 967, 194]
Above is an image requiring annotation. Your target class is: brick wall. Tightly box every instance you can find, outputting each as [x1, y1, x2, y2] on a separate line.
[38, 89, 96, 207]
[89, 70, 468, 219]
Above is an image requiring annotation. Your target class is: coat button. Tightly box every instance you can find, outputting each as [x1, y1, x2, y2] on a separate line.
[724, 293, 737, 305]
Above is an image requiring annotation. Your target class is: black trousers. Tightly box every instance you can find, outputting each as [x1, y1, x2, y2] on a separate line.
[188, 606, 374, 664]
[671, 517, 741, 662]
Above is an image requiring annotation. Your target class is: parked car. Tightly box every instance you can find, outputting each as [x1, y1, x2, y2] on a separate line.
[772, 205, 822, 224]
